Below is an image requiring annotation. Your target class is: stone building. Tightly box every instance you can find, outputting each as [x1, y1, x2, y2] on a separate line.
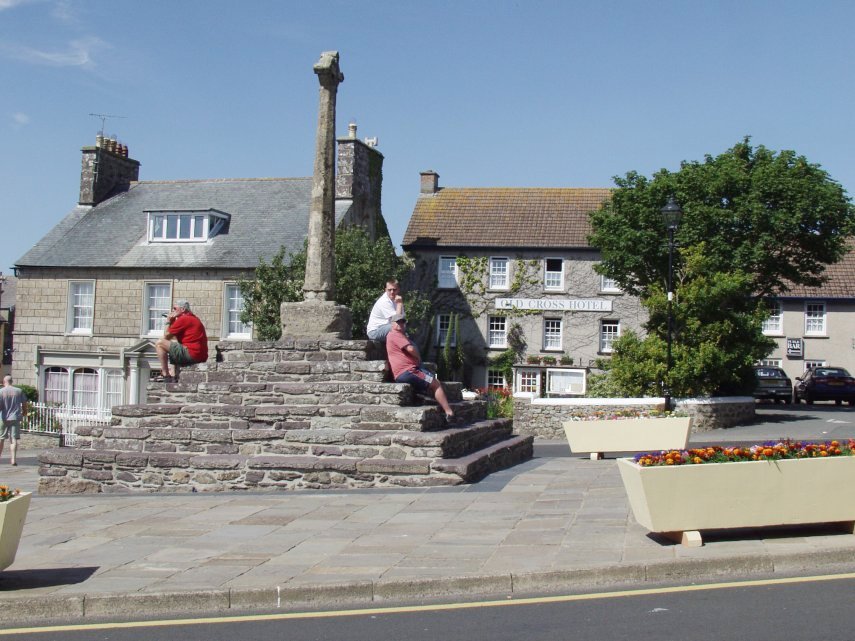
[402, 171, 648, 394]
[0, 275, 15, 379]
[403, 172, 855, 397]
[12, 127, 385, 409]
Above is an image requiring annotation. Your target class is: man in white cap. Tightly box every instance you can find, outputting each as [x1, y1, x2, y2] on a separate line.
[385, 313, 455, 420]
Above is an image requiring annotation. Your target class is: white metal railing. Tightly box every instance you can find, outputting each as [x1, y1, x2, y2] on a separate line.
[22, 402, 112, 447]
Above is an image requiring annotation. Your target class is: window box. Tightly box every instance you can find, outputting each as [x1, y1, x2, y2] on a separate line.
[541, 355, 557, 365]
[525, 355, 542, 365]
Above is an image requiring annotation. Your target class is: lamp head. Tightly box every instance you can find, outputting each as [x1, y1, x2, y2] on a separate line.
[661, 196, 683, 231]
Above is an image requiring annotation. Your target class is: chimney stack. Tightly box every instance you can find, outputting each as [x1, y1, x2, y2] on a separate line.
[420, 170, 439, 195]
[79, 134, 141, 206]
[336, 126, 384, 241]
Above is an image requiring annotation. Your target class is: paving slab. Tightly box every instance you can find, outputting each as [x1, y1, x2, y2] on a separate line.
[4, 413, 855, 623]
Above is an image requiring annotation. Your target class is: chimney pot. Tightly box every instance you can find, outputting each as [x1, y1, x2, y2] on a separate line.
[348, 121, 357, 139]
[420, 170, 439, 195]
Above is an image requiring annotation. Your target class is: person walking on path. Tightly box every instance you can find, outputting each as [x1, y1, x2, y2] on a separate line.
[0, 375, 27, 466]
[385, 313, 455, 419]
[366, 279, 404, 341]
[155, 299, 208, 382]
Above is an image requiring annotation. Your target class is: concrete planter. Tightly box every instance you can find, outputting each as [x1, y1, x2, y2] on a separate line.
[0, 492, 31, 570]
[563, 416, 692, 460]
[617, 456, 855, 546]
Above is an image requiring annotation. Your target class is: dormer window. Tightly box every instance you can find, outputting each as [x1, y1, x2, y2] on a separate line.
[146, 209, 229, 243]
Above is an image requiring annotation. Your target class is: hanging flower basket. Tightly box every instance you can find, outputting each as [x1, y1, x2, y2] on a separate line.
[0, 489, 31, 571]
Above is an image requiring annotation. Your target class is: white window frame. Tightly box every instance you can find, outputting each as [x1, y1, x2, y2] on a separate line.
[514, 368, 541, 396]
[66, 280, 95, 335]
[546, 368, 586, 396]
[146, 209, 229, 243]
[544, 258, 564, 291]
[143, 282, 172, 337]
[543, 318, 562, 351]
[486, 369, 507, 389]
[41, 365, 124, 410]
[600, 320, 620, 353]
[488, 316, 507, 348]
[489, 257, 509, 290]
[435, 313, 456, 347]
[804, 301, 826, 336]
[804, 360, 826, 372]
[223, 283, 252, 340]
[600, 275, 620, 293]
[762, 300, 783, 335]
[438, 256, 458, 289]
[758, 358, 783, 367]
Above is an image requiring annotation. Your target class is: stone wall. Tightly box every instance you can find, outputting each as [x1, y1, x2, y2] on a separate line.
[512, 396, 756, 440]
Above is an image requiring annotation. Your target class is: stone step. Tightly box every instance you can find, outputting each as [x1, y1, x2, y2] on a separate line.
[430, 434, 535, 483]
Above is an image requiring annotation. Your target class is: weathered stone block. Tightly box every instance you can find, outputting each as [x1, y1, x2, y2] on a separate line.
[356, 459, 431, 474]
[116, 453, 149, 467]
[82, 469, 115, 481]
[190, 455, 244, 469]
[38, 477, 102, 494]
[39, 449, 83, 466]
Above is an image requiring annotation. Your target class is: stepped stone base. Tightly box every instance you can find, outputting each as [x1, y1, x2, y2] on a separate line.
[38, 339, 533, 493]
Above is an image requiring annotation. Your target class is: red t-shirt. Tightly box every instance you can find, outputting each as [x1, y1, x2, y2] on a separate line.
[386, 328, 420, 380]
[169, 311, 208, 362]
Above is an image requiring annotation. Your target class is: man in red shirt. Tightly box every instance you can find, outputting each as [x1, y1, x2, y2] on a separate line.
[386, 313, 454, 420]
[155, 299, 208, 382]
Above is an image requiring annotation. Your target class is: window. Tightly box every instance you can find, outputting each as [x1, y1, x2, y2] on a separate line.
[486, 369, 506, 389]
[224, 284, 252, 339]
[41, 366, 124, 410]
[488, 316, 507, 348]
[758, 359, 783, 367]
[104, 370, 124, 408]
[547, 369, 586, 395]
[544, 258, 563, 290]
[72, 368, 99, 408]
[804, 360, 826, 371]
[600, 320, 620, 353]
[543, 318, 562, 351]
[435, 313, 456, 347]
[144, 283, 171, 335]
[438, 256, 457, 288]
[67, 281, 94, 334]
[804, 302, 826, 336]
[147, 210, 228, 243]
[600, 275, 620, 293]
[762, 300, 783, 335]
[44, 367, 69, 405]
[489, 257, 509, 290]
[515, 369, 541, 395]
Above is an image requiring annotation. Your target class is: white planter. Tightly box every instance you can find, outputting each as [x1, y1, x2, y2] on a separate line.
[0, 492, 31, 570]
[618, 456, 855, 546]
[563, 417, 692, 459]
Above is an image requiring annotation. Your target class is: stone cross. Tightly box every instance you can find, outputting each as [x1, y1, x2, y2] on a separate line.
[303, 50, 344, 302]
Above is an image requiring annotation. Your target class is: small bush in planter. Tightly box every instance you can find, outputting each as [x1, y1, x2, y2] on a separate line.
[560, 355, 574, 366]
[541, 356, 557, 365]
[526, 355, 541, 365]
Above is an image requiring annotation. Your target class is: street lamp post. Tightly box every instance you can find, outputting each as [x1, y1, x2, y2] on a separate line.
[661, 197, 683, 411]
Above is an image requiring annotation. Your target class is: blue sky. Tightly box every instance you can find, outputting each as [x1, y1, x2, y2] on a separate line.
[2, 0, 854, 275]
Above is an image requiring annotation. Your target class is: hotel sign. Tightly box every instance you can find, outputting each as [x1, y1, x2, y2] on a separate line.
[495, 298, 613, 312]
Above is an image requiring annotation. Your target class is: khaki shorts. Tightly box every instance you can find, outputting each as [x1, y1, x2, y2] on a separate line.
[0, 419, 21, 441]
[168, 342, 198, 367]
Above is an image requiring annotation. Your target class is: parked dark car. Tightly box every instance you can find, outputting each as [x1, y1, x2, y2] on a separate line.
[794, 367, 855, 405]
[753, 366, 792, 403]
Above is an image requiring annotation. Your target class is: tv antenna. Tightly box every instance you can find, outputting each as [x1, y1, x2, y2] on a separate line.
[89, 113, 127, 136]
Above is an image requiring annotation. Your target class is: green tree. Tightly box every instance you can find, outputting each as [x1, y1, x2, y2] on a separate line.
[588, 139, 855, 397]
[240, 226, 431, 341]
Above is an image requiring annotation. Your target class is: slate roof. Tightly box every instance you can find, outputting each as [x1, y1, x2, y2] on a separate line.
[401, 187, 613, 249]
[782, 241, 855, 299]
[15, 178, 350, 269]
